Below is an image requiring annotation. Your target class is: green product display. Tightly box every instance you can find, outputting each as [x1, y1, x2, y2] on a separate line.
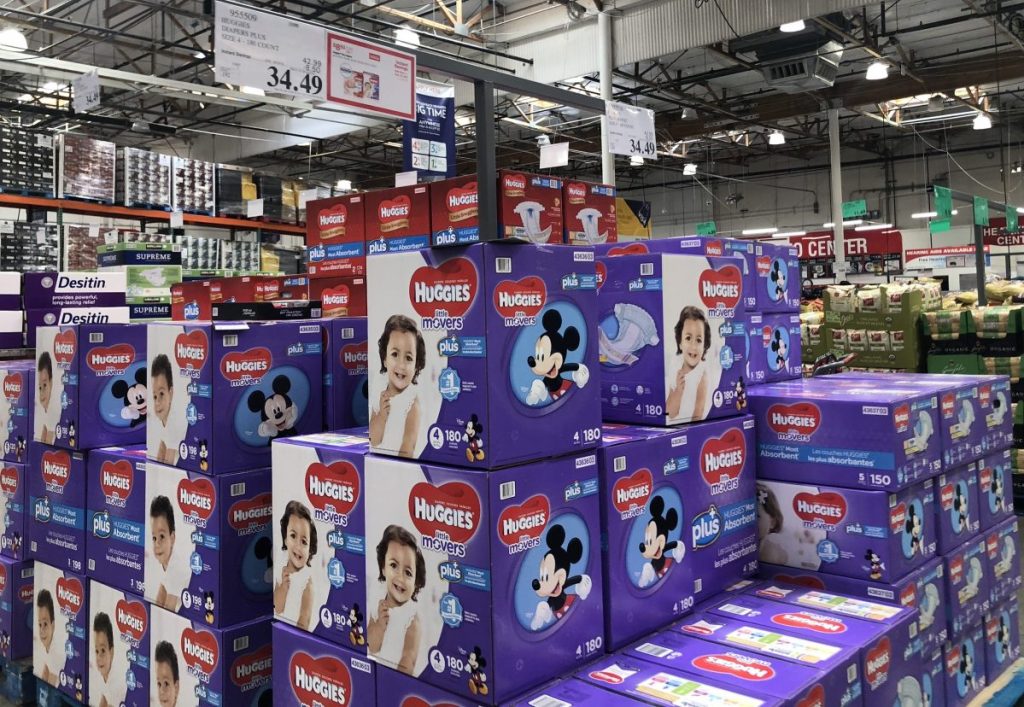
[1008, 206, 1019, 234]
[929, 218, 951, 234]
[696, 221, 717, 236]
[934, 185, 952, 218]
[926, 353, 986, 375]
[841, 199, 867, 219]
[974, 196, 989, 226]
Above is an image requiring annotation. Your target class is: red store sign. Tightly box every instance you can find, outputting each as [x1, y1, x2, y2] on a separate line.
[981, 218, 1024, 247]
[789, 230, 904, 260]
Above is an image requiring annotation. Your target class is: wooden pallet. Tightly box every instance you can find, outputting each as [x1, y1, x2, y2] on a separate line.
[969, 658, 1024, 706]
[0, 656, 35, 706]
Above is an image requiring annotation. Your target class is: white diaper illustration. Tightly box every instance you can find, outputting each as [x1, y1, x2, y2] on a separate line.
[897, 676, 925, 707]
[964, 557, 983, 597]
[513, 201, 552, 243]
[919, 583, 940, 630]
[599, 303, 660, 366]
[997, 536, 1016, 575]
[912, 412, 934, 451]
[575, 208, 607, 244]
[993, 392, 1008, 425]
[959, 400, 976, 430]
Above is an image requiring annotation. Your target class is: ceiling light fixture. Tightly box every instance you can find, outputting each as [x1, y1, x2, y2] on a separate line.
[768, 130, 786, 146]
[741, 227, 778, 236]
[823, 219, 864, 228]
[336, 179, 352, 191]
[865, 60, 889, 81]
[0, 27, 27, 52]
[928, 95, 944, 112]
[630, 155, 644, 166]
[912, 211, 938, 219]
[683, 163, 697, 176]
[780, 19, 805, 33]
[394, 27, 420, 47]
[775, 231, 807, 237]
[974, 112, 992, 130]
[240, 86, 265, 96]
[537, 134, 551, 147]
[855, 223, 893, 231]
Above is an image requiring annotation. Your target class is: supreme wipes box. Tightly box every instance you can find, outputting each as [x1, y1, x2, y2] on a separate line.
[984, 516, 1021, 604]
[563, 180, 616, 246]
[597, 426, 696, 650]
[755, 477, 936, 584]
[23, 271, 126, 309]
[272, 622, 375, 706]
[363, 452, 604, 703]
[272, 432, 369, 651]
[323, 318, 369, 431]
[0, 557, 33, 661]
[597, 252, 751, 426]
[984, 599, 1020, 684]
[498, 171, 563, 244]
[144, 462, 272, 627]
[978, 448, 1014, 530]
[146, 321, 323, 474]
[33, 563, 88, 703]
[748, 379, 942, 491]
[86, 445, 147, 595]
[34, 323, 148, 450]
[747, 313, 802, 385]
[305, 194, 366, 268]
[943, 623, 987, 707]
[0, 360, 32, 464]
[430, 176, 480, 246]
[148, 608, 272, 707]
[87, 580, 149, 707]
[364, 185, 431, 254]
[366, 242, 600, 468]
[28, 443, 87, 573]
[943, 535, 989, 637]
[577, 653, 782, 707]
[0, 461, 26, 561]
[935, 464, 980, 553]
[754, 242, 801, 313]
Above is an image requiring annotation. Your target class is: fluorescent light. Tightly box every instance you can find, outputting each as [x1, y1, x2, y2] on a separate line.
[953, 209, 959, 215]
[193, 50, 206, 59]
[865, 61, 889, 81]
[394, 28, 420, 47]
[537, 134, 551, 147]
[0, 28, 27, 52]
[912, 212, 938, 219]
[240, 86, 265, 96]
[42, 81, 63, 93]
[855, 223, 893, 231]
[780, 19, 805, 33]
[741, 227, 779, 236]
[630, 155, 644, 166]
[683, 163, 697, 175]
[1017, 207, 1024, 214]
[823, 220, 863, 228]
[336, 179, 352, 191]
[775, 231, 806, 237]
[768, 131, 786, 146]
[974, 113, 992, 130]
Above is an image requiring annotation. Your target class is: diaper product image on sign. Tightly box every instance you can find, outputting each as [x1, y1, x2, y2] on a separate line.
[28, 442, 86, 573]
[144, 462, 272, 627]
[33, 563, 88, 703]
[88, 580, 149, 707]
[943, 622, 986, 707]
[748, 378, 942, 491]
[366, 242, 600, 468]
[984, 599, 1020, 684]
[272, 621, 376, 706]
[322, 317, 369, 431]
[597, 252, 751, 425]
[86, 445, 147, 595]
[272, 432, 368, 651]
[943, 534, 989, 637]
[984, 516, 1021, 604]
[0, 557, 32, 661]
[747, 313, 802, 385]
[935, 464, 980, 553]
[978, 448, 1013, 530]
[498, 170, 563, 244]
[34, 324, 147, 450]
[148, 608, 271, 707]
[0, 461, 26, 561]
[0, 360, 32, 464]
[146, 321, 323, 474]
[362, 452, 604, 703]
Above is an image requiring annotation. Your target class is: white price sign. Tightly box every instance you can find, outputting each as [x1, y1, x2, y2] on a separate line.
[606, 101, 658, 160]
[72, 70, 101, 113]
[215, 1, 326, 100]
[326, 33, 416, 120]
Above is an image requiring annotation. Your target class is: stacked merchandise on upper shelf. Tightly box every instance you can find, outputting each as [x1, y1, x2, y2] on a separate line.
[0, 128, 53, 197]
[0, 221, 59, 273]
[118, 147, 172, 209]
[215, 165, 255, 218]
[0, 273, 23, 349]
[171, 156, 216, 215]
[55, 134, 116, 204]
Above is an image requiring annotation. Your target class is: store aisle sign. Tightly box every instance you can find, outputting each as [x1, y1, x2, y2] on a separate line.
[905, 245, 990, 271]
[72, 70, 100, 113]
[606, 101, 657, 159]
[789, 230, 903, 260]
[696, 221, 717, 235]
[974, 196, 990, 226]
[402, 80, 455, 177]
[981, 217, 1024, 247]
[841, 199, 866, 219]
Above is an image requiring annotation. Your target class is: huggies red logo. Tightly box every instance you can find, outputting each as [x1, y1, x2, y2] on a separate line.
[893, 404, 910, 433]
[755, 255, 772, 278]
[705, 240, 725, 258]
[767, 402, 822, 439]
[493, 277, 547, 320]
[181, 627, 219, 676]
[99, 460, 133, 502]
[502, 173, 527, 197]
[890, 502, 907, 533]
[941, 394, 955, 419]
[178, 477, 216, 523]
[700, 429, 746, 492]
[220, 347, 272, 383]
[865, 637, 892, 687]
[497, 494, 549, 547]
[446, 183, 478, 222]
[771, 611, 847, 634]
[691, 653, 775, 681]
[769, 573, 826, 590]
[289, 651, 351, 704]
[318, 205, 348, 239]
[56, 576, 84, 615]
[378, 196, 411, 232]
[698, 265, 743, 311]
[174, 330, 209, 372]
[945, 645, 961, 673]
[115, 598, 148, 642]
[949, 556, 964, 584]
[2, 372, 23, 401]
[322, 286, 351, 310]
[305, 462, 360, 520]
[228, 493, 273, 534]
[409, 258, 478, 320]
[53, 329, 77, 367]
[595, 261, 607, 289]
[940, 484, 955, 510]
[231, 644, 272, 689]
[795, 684, 826, 707]
[612, 469, 653, 516]
[587, 669, 626, 685]
[409, 482, 481, 552]
[86, 344, 135, 374]
[980, 385, 991, 408]
[41, 450, 71, 490]
[566, 182, 587, 203]
[979, 467, 993, 492]
[401, 698, 461, 707]
[340, 344, 368, 372]
[0, 466, 17, 497]
[900, 584, 917, 607]
[607, 243, 649, 257]
[793, 492, 848, 530]
[0, 565, 7, 593]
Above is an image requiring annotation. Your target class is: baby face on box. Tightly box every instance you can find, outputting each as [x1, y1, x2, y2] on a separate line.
[89, 580, 149, 707]
[1, 363, 32, 464]
[34, 563, 88, 702]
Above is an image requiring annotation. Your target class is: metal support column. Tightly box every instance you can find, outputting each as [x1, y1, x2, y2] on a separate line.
[475, 80, 498, 241]
[974, 223, 988, 305]
[598, 11, 615, 186]
[828, 108, 846, 279]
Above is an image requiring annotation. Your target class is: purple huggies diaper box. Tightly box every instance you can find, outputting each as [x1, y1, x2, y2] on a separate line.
[625, 629, 849, 707]
[1, 361, 32, 464]
[323, 317, 369, 431]
[748, 379, 942, 491]
[34, 324, 147, 451]
[755, 242, 801, 313]
[149, 608, 271, 707]
[33, 563, 88, 703]
[367, 242, 600, 468]
[578, 653, 782, 707]
[88, 580, 149, 707]
[511, 678, 646, 705]
[0, 557, 32, 661]
[984, 516, 1021, 604]
[899, 649, 943, 707]
[146, 321, 323, 474]
[756, 477, 936, 584]
[935, 464, 980, 553]
[272, 622, 376, 707]
[597, 252, 751, 426]
[944, 623, 987, 707]
[912, 558, 949, 654]
[272, 432, 368, 651]
[944, 535, 989, 637]
[978, 449, 1013, 530]
[363, 452, 604, 703]
[0, 461, 26, 561]
[144, 462, 272, 627]
[87, 445, 147, 595]
[597, 425, 696, 650]
[747, 314, 801, 386]
[29, 442, 86, 573]
[984, 599, 1020, 683]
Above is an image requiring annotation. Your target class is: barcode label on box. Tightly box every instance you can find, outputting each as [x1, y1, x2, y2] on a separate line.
[233, 636, 249, 652]
[641, 262, 654, 276]
[529, 697, 571, 707]
[694, 577, 703, 593]
[230, 482, 246, 497]
[500, 481, 516, 500]
[496, 257, 512, 274]
[342, 328, 354, 339]
[224, 334, 238, 347]
[635, 642, 673, 659]
[88, 559, 95, 571]
[847, 664, 858, 682]
[89, 332, 103, 343]
[614, 456, 626, 473]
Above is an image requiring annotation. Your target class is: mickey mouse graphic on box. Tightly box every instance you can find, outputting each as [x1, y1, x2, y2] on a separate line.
[34, 562, 89, 703]
[984, 599, 1020, 684]
[363, 451, 604, 703]
[146, 321, 322, 474]
[944, 623, 987, 707]
[978, 448, 1014, 531]
[366, 241, 600, 468]
[936, 464, 980, 553]
[747, 313, 802, 385]
[0, 360, 33, 464]
[34, 324, 147, 450]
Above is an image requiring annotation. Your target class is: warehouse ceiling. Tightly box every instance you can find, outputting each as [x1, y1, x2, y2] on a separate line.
[1, 0, 1024, 190]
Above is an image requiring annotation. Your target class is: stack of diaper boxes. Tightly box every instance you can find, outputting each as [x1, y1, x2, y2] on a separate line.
[750, 371, 1018, 706]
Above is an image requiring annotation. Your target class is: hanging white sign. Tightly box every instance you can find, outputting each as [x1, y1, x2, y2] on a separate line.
[72, 70, 101, 113]
[605, 101, 658, 160]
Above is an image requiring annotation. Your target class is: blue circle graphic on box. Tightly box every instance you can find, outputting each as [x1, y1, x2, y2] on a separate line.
[948, 481, 970, 533]
[186, 403, 198, 426]
[513, 511, 591, 633]
[190, 551, 203, 575]
[328, 558, 346, 589]
[767, 257, 788, 302]
[241, 533, 272, 594]
[767, 327, 790, 372]
[352, 374, 369, 426]
[438, 368, 461, 402]
[233, 366, 311, 448]
[508, 303, 588, 409]
[817, 540, 839, 564]
[720, 345, 734, 370]
[98, 362, 147, 429]
[901, 498, 926, 558]
[956, 640, 976, 697]
[440, 592, 463, 628]
[625, 486, 684, 590]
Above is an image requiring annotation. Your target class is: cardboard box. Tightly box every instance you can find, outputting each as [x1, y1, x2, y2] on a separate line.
[944, 534, 989, 638]
[86, 445, 147, 595]
[88, 580, 149, 707]
[984, 598, 1020, 685]
[943, 623, 987, 707]
[0, 556, 32, 661]
[498, 171, 563, 244]
[563, 180, 616, 246]
[0, 461, 26, 561]
[34, 563, 88, 703]
[430, 176, 479, 246]
[983, 516, 1021, 605]
[23, 272, 126, 309]
[978, 448, 1014, 531]
[26, 307, 131, 348]
[0, 361, 32, 464]
[171, 280, 212, 321]
[935, 464, 981, 553]
[323, 318, 369, 431]
[272, 622, 376, 706]
[308, 275, 366, 318]
[28, 443, 87, 573]
[748, 313, 802, 385]
[364, 185, 431, 254]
